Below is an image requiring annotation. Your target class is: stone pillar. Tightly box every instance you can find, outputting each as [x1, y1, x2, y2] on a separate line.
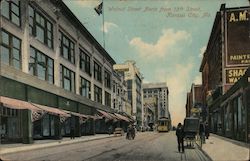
[54, 116, 62, 140]
[21, 109, 33, 144]
[89, 118, 95, 135]
[75, 116, 81, 137]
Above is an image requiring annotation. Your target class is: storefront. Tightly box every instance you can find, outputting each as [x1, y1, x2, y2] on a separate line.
[0, 106, 20, 143]
[208, 69, 250, 143]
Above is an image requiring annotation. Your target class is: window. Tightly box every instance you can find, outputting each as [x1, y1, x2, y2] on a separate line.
[104, 71, 111, 88]
[29, 5, 53, 48]
[1, 0, 21, 26]
[60, 65, 75, 92]
[94, 61, 102, 82]
[80, 77, 91, 99]
[1, 30, 21, 69]
[79, 49, 91, 75]
[113, 81, 116, 93]
[94, 85, 102, 103]
[105, 92, 111, 107]
[59, 31, 75, 64]
[29, 46, 54, 84]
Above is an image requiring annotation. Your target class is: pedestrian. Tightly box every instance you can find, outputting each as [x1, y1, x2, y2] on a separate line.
[205, 122, 209, 139]
[176, 123, 185, 153]
[199, 123, 205, 143]
[108, 125, 112, 135]
[70, 126, 75, 139]
[126, 124, 132, 139]
[131, 125, 136, 139]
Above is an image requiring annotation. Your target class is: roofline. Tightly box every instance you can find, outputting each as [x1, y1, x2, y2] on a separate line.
[52, 0, 116, 65]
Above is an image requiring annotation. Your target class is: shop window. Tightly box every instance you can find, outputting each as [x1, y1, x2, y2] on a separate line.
[59, 31, 75, 64]
[42, 114, 50, 136]
[1, 30, 21, 69]
[29, 5, 53, 48]
[80, 77, 91, 99]
[60, 65, 75, 92]
[50, 116, 55, 136]
[29, 46, 54, 84]
[1, 0, 21, 26]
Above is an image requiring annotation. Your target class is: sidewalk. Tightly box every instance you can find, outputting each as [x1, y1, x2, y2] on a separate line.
[0, 134, 115, 155]
[201, 134, 250, 161]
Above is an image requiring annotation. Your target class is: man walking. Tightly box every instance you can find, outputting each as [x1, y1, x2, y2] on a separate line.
[176, 123, 185, 153]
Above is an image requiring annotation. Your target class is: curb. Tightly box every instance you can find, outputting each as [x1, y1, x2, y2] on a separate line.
[0, 135, 115, 155]
[195, 140, 213, 161]
[198, 145, 213, 161]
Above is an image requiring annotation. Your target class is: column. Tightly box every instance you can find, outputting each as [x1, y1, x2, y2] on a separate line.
[21, 109, 33, 144]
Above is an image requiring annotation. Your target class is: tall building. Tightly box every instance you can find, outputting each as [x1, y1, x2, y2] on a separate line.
[0, 0, 131, 144]
[199, 4, 250, 143]
[113, 60, 143, 128]
[143, 82, 170, 127]
[112, 71, 128, 113]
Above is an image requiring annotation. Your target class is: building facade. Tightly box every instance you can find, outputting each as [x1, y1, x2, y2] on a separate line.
[199, 4, 250, 143]
[0, 0, 131, 144]
[143, 82, 170, 128]
[185, 84, 204, 119]
[113, 60, 143, 128]
[112, 71, 130, 114]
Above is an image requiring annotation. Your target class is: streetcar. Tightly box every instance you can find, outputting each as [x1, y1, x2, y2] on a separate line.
[157, 117, 170, 132]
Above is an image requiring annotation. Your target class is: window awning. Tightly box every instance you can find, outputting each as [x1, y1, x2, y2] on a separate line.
[97, 109, 113, 120]
[31, 103, 70, 117]
[0, 96, 40, 111]
[114, 113, 130, 122]
[62, 110, 89, 119]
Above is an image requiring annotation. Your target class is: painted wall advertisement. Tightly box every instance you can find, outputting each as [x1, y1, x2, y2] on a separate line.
[225, 8, 250, 85]
[226, 8, 250, 66]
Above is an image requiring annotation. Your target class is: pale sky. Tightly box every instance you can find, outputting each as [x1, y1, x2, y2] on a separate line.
[64, 0, 249, 126]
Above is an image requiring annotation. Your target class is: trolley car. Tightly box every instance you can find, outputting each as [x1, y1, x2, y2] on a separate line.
[157, 117, 170, 132]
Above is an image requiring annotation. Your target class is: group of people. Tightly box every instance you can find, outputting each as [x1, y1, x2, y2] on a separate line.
[126, 124, 136, 140]
[176, 122, 209, 153]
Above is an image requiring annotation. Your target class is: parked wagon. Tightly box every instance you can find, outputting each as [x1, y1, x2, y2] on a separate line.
[183, 117, 202, 148]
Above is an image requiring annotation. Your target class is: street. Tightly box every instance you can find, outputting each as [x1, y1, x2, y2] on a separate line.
[2, 131, 210, 161]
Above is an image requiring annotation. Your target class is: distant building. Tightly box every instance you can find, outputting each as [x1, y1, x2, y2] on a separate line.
[112, 71, 129, 113]
[143, 82, 170, 127]
[185, 84, 203, 119]
[113, 60, 143, 128]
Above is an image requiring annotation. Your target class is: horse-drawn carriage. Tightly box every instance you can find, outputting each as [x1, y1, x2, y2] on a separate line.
[183, 117, 202, 148]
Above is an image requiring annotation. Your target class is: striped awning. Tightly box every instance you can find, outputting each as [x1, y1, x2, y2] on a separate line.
[0, 96, 40, 111]
[62, 110, 89, 119]
[31, 103, 70, 117]
[114, 113, 130, 122]
[97, 109, 113, 120]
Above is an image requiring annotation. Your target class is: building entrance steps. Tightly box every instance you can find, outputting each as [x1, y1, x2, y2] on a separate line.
[0, 134, 114, 155]
[201, 134, 250, 161]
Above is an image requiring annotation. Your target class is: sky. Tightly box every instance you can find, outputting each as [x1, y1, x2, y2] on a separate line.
[64, 0, 249, 126]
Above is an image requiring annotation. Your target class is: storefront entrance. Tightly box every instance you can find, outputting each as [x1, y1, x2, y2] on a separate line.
[33, 114, 56, 139]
